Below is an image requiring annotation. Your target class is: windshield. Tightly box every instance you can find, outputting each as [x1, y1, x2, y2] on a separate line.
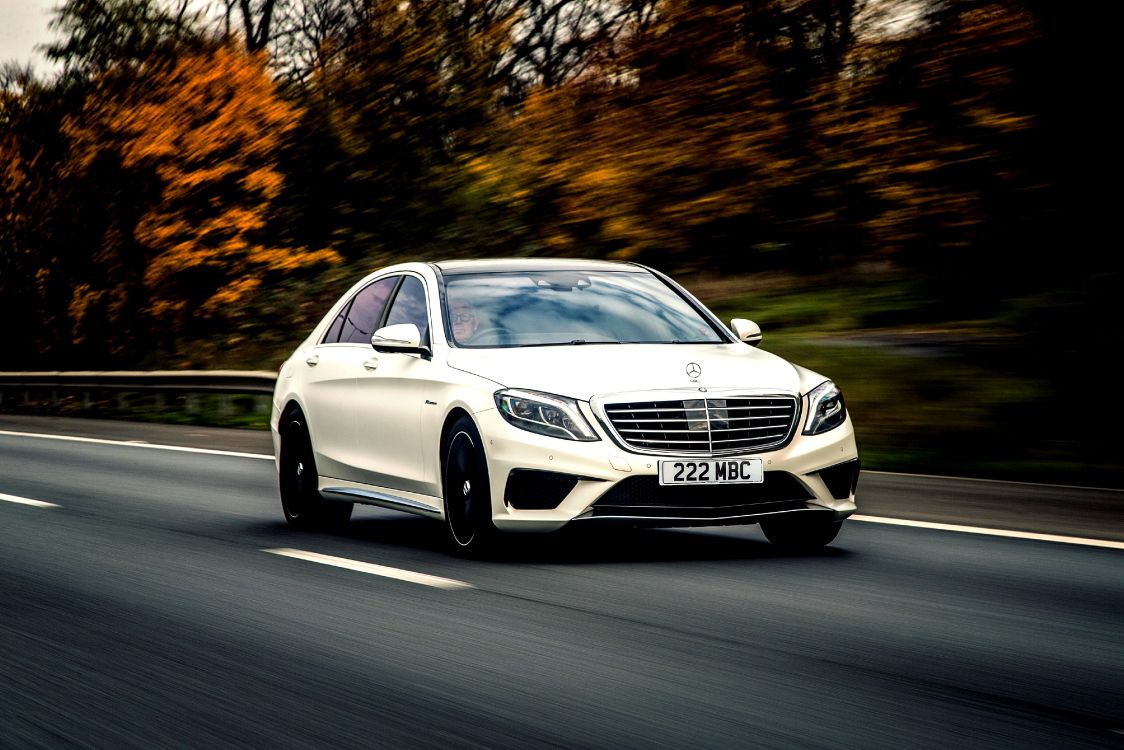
[443, 270, 726, 347]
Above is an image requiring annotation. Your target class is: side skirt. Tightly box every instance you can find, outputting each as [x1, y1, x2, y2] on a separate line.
[319, 479, 443, 519]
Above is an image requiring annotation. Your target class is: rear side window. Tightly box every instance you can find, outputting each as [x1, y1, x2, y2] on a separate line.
[322, 307, 347, 343]
[384, 276, 430, 343]
[328, 276, 399, 344]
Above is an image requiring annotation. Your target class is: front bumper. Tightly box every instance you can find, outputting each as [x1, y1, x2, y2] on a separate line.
[477, 406, 859, 532]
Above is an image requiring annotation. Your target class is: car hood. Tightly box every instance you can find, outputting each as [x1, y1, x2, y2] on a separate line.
[446, 344, 803, 401]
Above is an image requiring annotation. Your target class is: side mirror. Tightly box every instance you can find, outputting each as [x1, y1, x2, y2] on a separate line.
[371, 323, 431, 357]
[730, 318, 762, 347]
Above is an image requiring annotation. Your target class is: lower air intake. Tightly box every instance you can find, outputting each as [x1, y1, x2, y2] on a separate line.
[504, 469, 581, 510]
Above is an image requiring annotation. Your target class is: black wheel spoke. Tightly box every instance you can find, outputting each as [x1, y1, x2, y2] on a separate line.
[443, 419, 496, 553]
[279, 414, 352, 530]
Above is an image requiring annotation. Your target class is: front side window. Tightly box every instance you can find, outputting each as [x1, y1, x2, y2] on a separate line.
[333, 276, 399, 344]
[384, 276, 430, 343]
[443, 270, 725, 347]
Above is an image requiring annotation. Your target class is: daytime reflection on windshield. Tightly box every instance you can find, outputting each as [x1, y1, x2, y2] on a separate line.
[444, 271, 724, 347]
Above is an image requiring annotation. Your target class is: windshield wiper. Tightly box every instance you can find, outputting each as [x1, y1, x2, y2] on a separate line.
[571, 339, 634, 345]
[516, 339, 721, 347]
[515, 339, 624, 347]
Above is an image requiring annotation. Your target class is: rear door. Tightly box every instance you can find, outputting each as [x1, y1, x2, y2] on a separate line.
[351, 274, 438, 495]
[301, 275, 400, 479]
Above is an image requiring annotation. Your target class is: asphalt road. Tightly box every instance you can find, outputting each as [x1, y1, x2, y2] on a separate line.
[1, 421, 1122, 749]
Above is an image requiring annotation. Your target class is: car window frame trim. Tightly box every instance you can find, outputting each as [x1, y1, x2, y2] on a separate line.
[317, 274, 404, 347]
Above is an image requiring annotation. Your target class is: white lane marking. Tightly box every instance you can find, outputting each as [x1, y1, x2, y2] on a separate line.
[863, 470, 1124, 493]
[264, 548, 474, 590]
[0, 429, 272, 460]
[851, 515, 1124, 550]
[0, 492, 60, 508]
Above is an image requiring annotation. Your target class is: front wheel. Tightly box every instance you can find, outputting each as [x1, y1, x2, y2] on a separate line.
[442, 416, 497, 555]
[760, 515, 843, 550]
[279, 414, 353, 530]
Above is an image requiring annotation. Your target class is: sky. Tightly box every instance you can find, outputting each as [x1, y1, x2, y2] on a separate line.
[0, 0, 56, 68]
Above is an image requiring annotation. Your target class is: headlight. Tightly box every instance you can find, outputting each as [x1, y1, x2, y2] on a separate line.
[494, 389, 600, 441]
[803, 381, 846, 435]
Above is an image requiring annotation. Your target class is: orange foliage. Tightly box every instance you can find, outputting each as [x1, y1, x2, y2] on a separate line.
[65, 43, 338, 335]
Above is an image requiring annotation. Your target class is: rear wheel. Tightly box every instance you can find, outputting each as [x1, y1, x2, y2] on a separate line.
[279, 413, 353, 530]
[442, 416, 497, 554]
[760, 515, 843, 549]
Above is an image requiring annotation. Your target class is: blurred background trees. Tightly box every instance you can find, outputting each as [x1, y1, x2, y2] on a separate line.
[0, 0, 1100, 368]
[2, 0, 1114, 481]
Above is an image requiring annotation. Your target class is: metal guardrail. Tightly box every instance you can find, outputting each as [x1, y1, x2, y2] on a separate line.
[0, 371, 278, 418]
[0, 371, 277, 395]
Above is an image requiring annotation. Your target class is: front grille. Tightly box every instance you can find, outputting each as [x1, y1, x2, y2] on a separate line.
[588, 473, 812, 520]
[603, 396, 799, 455]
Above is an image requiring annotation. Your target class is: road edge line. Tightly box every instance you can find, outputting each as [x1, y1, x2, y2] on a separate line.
[851, 515, 1124, 550]
[0, 429, 273, 460]
[862, 470, 1124, 493]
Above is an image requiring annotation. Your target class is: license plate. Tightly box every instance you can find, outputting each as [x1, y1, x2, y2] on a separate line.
[658, 458, 763, 485]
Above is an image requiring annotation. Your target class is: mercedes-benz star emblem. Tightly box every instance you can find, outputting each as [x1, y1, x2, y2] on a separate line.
[686, 362, 702, 379]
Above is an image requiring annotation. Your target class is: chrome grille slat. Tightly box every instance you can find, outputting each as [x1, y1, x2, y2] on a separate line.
[710, 407, 791, 413]
[620, 438, 710, 445]
[614, 418, 706, 424]
[618, 428, 705, 434]
[710, 427, 791, 434]
[711, 433, 787, 443]
[615, 436, 710, 443]
[605, 396, 799, 455]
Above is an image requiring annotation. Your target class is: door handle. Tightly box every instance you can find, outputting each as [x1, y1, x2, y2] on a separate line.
[363, 358, 379, 371]
[305, 354, 319, 366]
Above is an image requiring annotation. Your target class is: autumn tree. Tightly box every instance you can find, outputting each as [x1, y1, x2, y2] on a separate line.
[61, 43, 337, 361]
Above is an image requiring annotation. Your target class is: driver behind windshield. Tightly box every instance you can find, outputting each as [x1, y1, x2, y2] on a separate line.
[452, 301, 478, 342]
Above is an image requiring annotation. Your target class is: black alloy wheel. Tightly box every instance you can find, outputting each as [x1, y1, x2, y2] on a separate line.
[279, 414, 353, 530]
[760, 515, 843, 549]
[442, 416, 497, 554]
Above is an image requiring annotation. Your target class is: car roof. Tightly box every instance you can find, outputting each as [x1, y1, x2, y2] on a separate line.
[431, 258, 647, 276]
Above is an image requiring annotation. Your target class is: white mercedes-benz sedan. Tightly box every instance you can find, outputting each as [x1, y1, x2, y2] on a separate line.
[271, 259, 858, 553]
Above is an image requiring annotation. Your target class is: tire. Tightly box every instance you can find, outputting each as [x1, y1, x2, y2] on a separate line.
[760, 515, 843, 549]
[442, 416, 498, 554]
[279, 412, 353, 530]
